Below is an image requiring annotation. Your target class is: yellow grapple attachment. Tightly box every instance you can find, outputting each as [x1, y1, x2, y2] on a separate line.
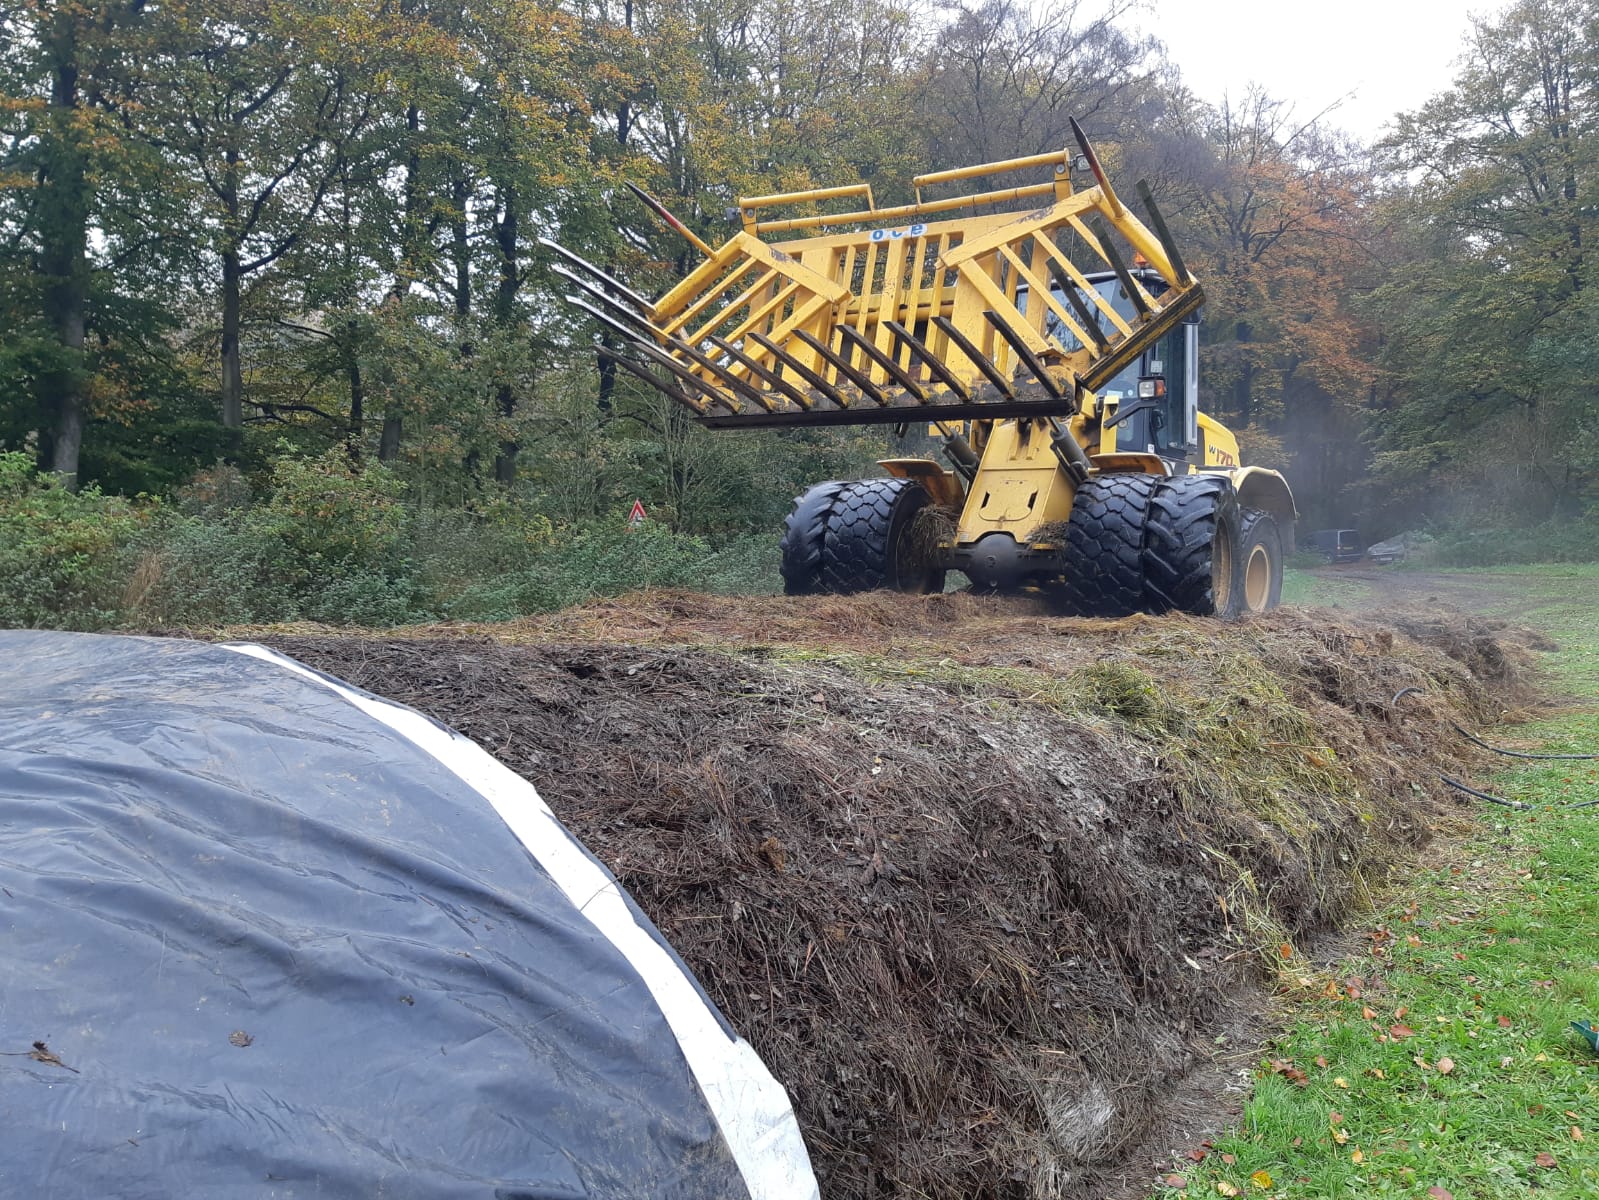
[545, 120, 1202, 428]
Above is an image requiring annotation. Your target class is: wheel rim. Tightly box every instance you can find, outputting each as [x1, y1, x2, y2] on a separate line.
[1211, 526, 1234, 614]
[891, 493, 944, 592]
[1244, 544, 1272, 612]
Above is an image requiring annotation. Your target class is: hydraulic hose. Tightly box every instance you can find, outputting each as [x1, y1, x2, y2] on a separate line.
[1391, 686, 1595, 812]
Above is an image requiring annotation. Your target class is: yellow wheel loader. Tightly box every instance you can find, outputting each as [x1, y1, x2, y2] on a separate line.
[543, 120, 1295, 617]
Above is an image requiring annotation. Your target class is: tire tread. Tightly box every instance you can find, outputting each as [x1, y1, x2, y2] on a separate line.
[1143, 473, 1240, 616]
[779, 481, 845, 595]
[820, 478, 914, 593]
[1058, 474, 1158, 617]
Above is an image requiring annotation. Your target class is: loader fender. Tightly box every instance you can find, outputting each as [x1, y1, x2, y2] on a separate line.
[1226, 467, 1297, 553]
[879, 458, 965, 510]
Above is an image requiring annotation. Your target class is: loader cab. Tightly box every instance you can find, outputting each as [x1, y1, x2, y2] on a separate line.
[1037, 269, 1200, 462]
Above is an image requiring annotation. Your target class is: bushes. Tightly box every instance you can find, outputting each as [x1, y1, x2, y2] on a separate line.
[0, 451, 151, 629]
[439, 518, 776, 621]
[0, 448, 782, 630]
[1420, 519, 1599, 567]
[131, 452, 425, 627]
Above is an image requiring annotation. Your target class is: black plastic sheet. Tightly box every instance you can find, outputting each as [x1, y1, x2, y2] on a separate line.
[0, 631, 814, 1199]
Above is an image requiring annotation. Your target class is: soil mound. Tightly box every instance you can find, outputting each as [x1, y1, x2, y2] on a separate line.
[246, 603, 1535, 1199]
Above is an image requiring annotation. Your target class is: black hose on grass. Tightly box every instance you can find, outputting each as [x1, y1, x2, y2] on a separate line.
[1438, 774, 1530, 811]
[1393, 687, 1594, 813]
[1449, 721, 1599, 761]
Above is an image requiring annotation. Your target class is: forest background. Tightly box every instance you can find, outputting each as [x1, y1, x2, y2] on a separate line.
[4, 0, 1596, 627]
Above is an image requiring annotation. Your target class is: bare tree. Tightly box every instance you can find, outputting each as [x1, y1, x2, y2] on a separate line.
[919, 0, 1160, 167]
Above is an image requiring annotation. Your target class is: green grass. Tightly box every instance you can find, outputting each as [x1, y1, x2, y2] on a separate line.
[1281, 568, 1376, 608]
[1154, 567, 1599, 1200]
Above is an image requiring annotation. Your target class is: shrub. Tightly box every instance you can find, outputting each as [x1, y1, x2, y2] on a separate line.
[410, 503, 556, 604]
[4, 444, 785, 632]
[439, 516, 757, 620]
[696, 533, 781, 595]
[130, 449, 425, 627]
[1420, 520, 1599, 566]
[252, 447, 410, 588]
[0, 451, 152, 630]
[127, 515, 301, 626]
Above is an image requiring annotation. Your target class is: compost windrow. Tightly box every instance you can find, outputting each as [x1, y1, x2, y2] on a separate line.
[248, 599, 1540, 1200]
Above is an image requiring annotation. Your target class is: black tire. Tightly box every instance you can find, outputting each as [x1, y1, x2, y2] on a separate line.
[1057, 473, 1159, 617]
[779, 481, 846, 595]
[1143, 473, 1243, 617]
[1239, 508, 1284, 613]
[818, 478, 945, 594]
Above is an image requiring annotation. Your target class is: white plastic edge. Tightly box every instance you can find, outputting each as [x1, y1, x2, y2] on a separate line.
[223, 643, 819, 1200]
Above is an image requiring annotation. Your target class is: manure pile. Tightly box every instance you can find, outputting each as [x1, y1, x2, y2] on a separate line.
[247, 597, 1543, 1199]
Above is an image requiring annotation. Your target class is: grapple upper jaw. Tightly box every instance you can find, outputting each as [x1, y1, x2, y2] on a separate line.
[545, 132, 1204, 428]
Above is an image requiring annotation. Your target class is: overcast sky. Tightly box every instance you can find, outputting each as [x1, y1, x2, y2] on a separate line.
[1142, 0, 1489, 142]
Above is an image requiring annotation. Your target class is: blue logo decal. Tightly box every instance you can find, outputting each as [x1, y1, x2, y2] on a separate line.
[869, 223, 930, 242]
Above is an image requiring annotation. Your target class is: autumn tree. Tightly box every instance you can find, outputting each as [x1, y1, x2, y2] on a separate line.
[1115, 87, 1378, 524]
[0, 0, 171, 485]
[136, 0, 381, 432]
[1371, 0, 1599, 523]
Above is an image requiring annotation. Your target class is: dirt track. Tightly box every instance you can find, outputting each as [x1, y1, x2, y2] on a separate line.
[212, 586, 1555, 1200]
[1304, 564, 1535, 614]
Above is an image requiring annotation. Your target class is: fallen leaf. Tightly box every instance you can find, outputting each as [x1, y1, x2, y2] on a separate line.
[1221, 1153, 1236, 1165]
[1427, 1188, 1454, 1200]
[1351, 1147, 1364, 1164]
[25, 1041, 79, 1073]
[757, 836, 786, 871]
[1269, 1058, 1307, 1087]
[1407, 934, 1422, 947]
[1534, 1152, 1557, 1169]
[1216, 1183, 1240, 1197]
[1347, 983, 1362, 999]
[1497, 1015, 1512, 1028]
[1437, 1057, 1455, 1075]
[1332, 1128, 1350, 1145]
[1390, 1024, 1416, 1040]
[1249, 1169, 1273, 1189]
[1315, 1055, 1328, 1068]
[1361, 1006, 1377, 1020]
[1163, 1175, 1186, 1188]
[1334, 1077, 1350, 1089]
[1572, 1127, 1584, 1143]
[1368, 1067, 1385, 1079]
[1500, 1056, 1514, 1068]
[1329, 1112, 1344, 1126]
[1278, 942, 1293, 959]
[1187, 1148, 1208, 1162]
